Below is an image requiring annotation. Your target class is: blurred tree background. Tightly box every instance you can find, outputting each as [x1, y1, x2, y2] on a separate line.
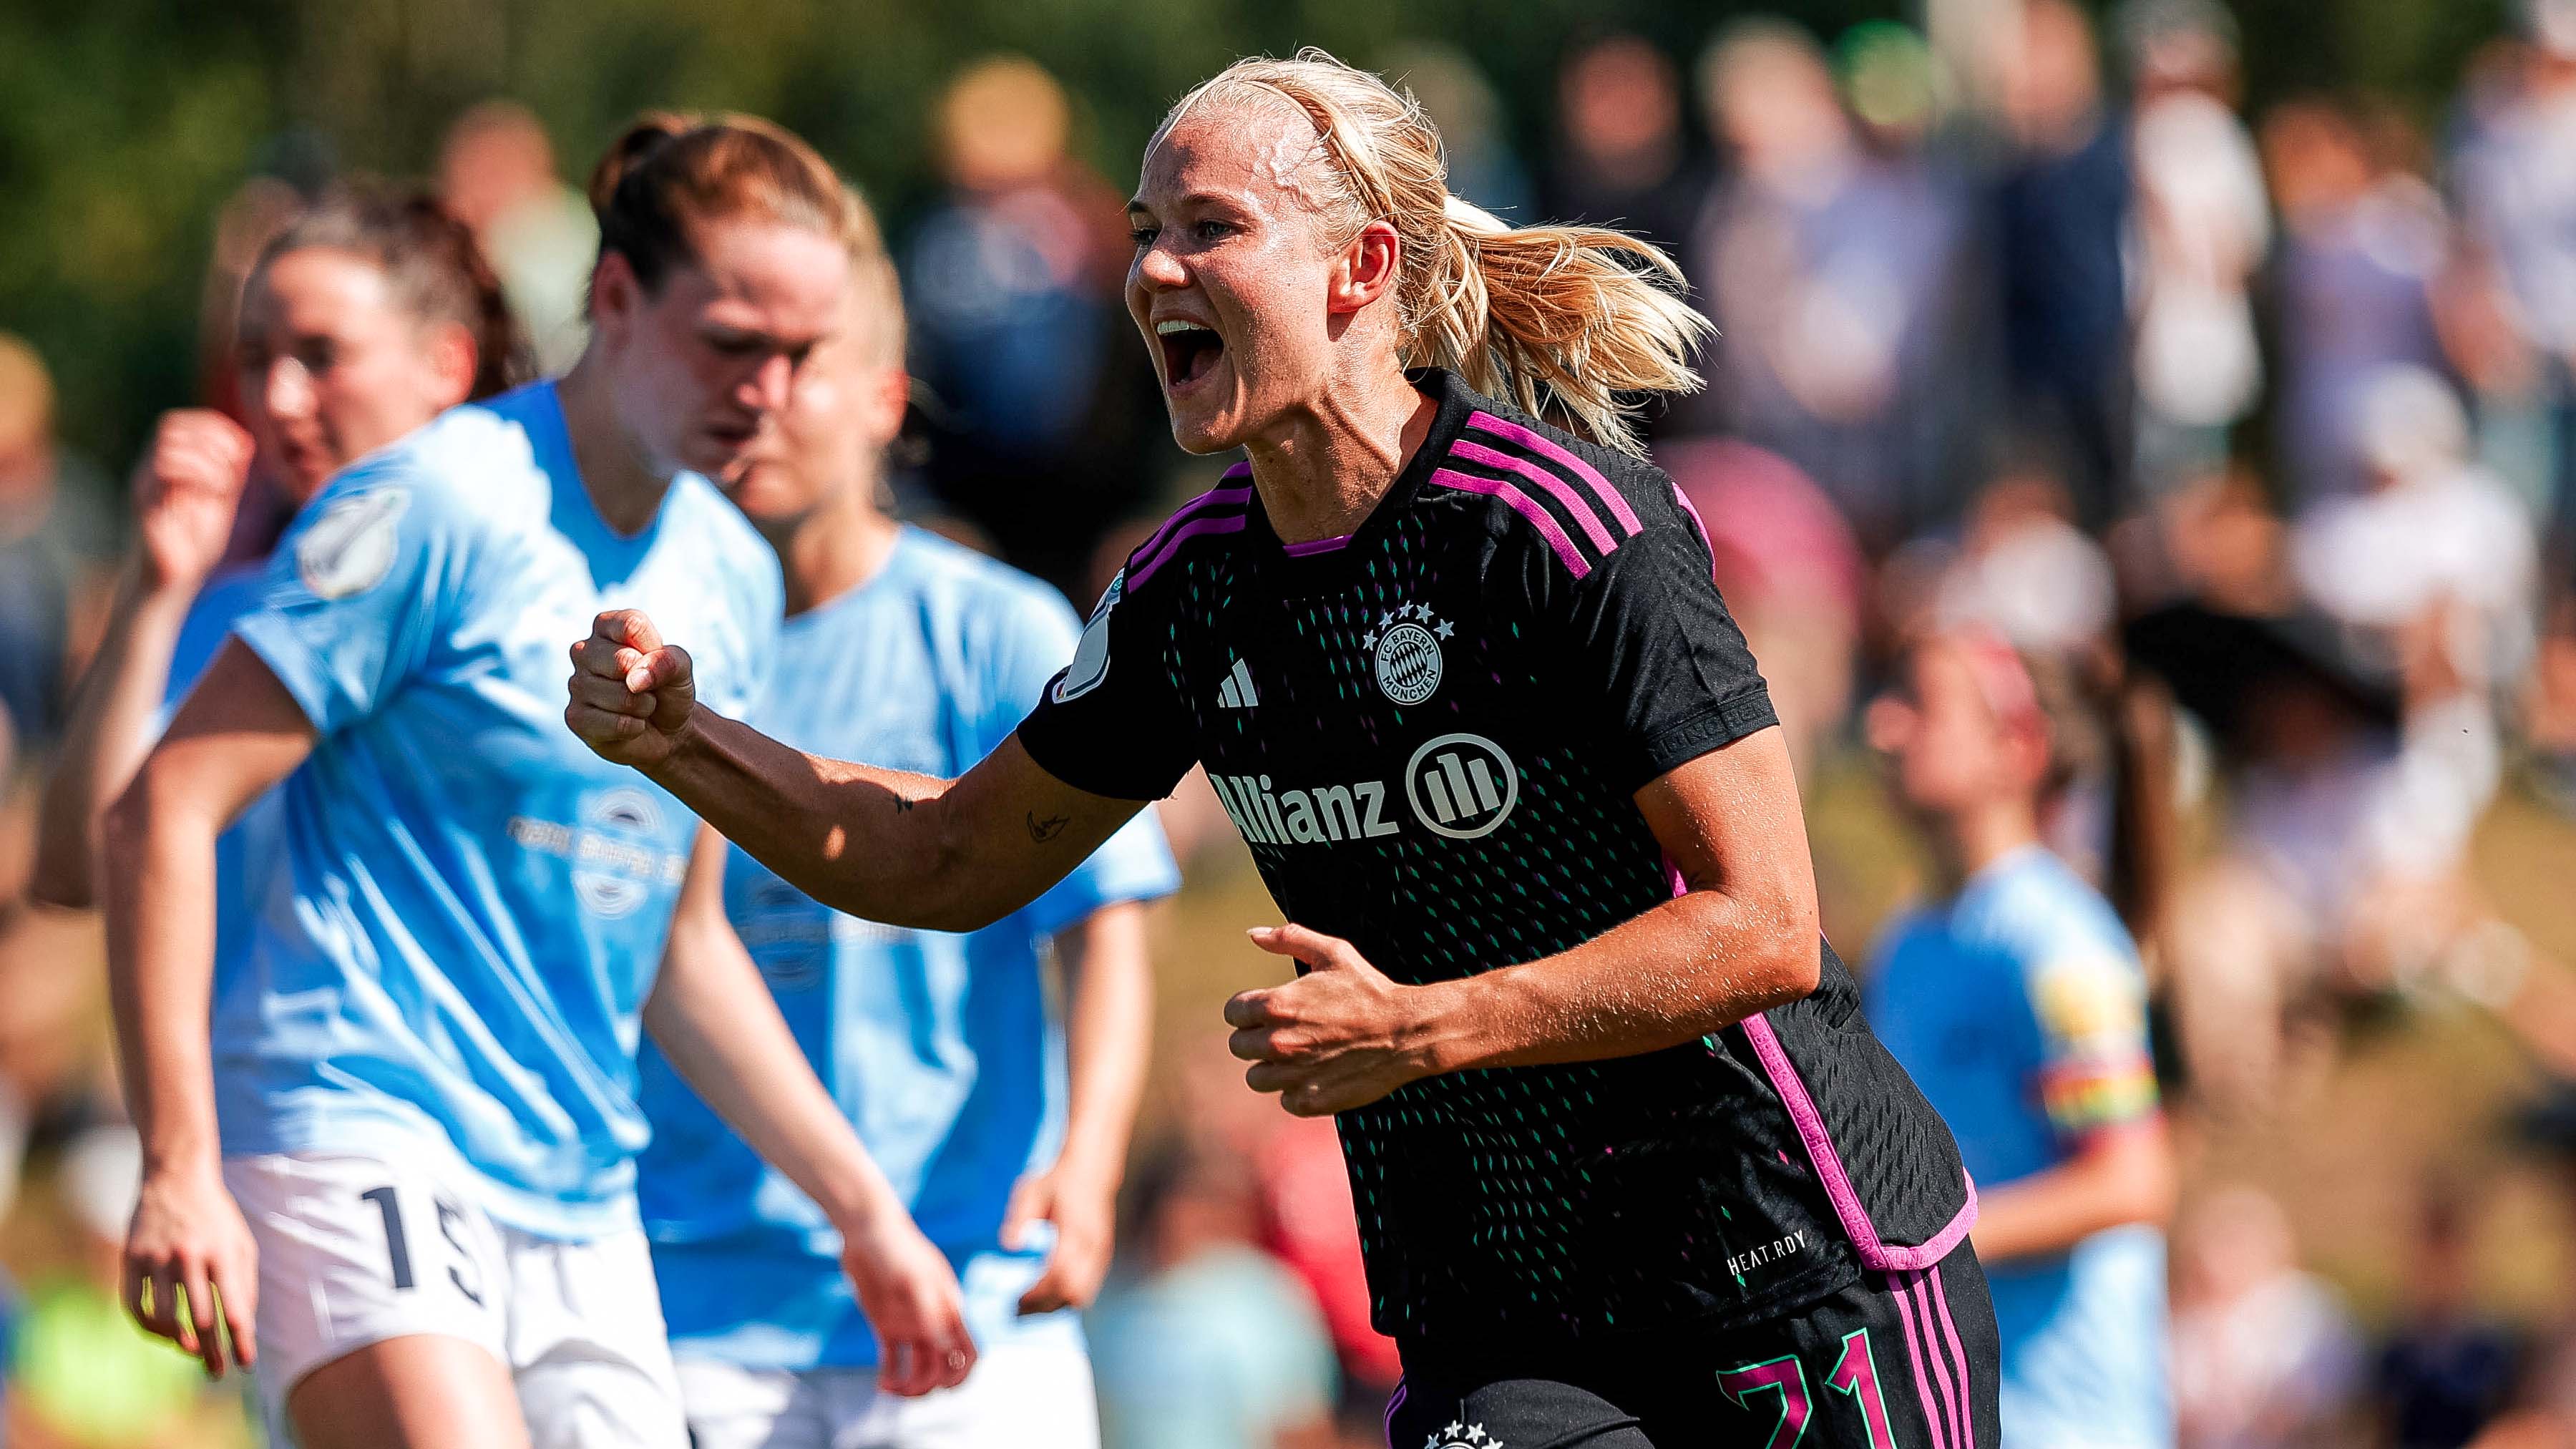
[0, 0, 2517, 470]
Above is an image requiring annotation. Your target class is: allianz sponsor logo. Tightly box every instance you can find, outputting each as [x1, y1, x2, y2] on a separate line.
[1209, 733, 1518, 846]
[1208, 773, 1398, 846]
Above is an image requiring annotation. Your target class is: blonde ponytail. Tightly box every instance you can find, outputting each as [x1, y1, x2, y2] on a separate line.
[1161, 49, 1711, 456]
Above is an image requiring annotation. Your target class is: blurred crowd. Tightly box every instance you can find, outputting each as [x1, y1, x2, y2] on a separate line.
[10, 0, 2576, 1445]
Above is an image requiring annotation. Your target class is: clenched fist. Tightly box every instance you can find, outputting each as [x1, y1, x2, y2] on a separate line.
[565, 610, 698, 769]
[132, 411, 255, 595]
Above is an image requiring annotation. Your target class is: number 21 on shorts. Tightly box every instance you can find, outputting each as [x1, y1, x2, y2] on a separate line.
[1715, 1329, 1902, 1449]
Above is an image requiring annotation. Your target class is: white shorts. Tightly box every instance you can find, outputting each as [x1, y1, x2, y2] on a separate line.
[676, 1335, 1101, 1449]
[224, 1151, 686, 1449]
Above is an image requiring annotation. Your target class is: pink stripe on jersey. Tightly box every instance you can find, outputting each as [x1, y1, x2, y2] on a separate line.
[1445, 438, 1620, 555]
[1669, 481, 1718, 562]
[1382, 1380, 1407, 1448]
[1466, 411, 1642, 537]
[1912, 1273, 1968, 1449]
[1133, 484, 1254, 569]
[1282, 533, 1353, 557]
[1928, 1259, 1978, 1448]
[1427, 467, 1591, 578]
[1128, 512, 1248, 588]
[1740, 1013, 1981, 1272]
[1891, 1272, 1951, 1449]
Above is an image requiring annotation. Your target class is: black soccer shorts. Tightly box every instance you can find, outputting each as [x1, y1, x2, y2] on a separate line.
[1384, 1246, 2001, 1449]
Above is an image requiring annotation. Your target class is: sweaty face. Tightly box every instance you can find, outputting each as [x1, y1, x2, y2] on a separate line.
[726, 289, 906, 525]
[1126, 99, 1355, 454]
[237, 248, 473, 503]
[599, 218, 852, 482]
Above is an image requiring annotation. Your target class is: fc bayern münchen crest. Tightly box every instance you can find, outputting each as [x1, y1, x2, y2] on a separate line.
[1425, 1423, 1503, 1449]
[1365, 601, 1453, 706]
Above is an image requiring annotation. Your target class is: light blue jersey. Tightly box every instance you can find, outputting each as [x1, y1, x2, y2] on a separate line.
[220, 381, 781, 1239]
[639, 526, 1180, 1370]
[1865, 846, 2170, 1449]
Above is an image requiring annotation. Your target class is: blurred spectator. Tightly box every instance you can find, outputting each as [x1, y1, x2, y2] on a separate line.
[1992, 0, 2133, 527]
[0, 336, 115, 758]
[2122, 0, 2270, 492]
[1836, 20, 1953, 156]
[1662, 438, 1867, 774]
[2289, 366, 2537, 723]
[1541, 34, 1703, 256]
[1932, 465, 2121, 658]
[1382, 42, 1534, 221]
[1088, 1142, 1338, 1449]
[2373, 1179, 2522, 1449]
[1682, 18, 1974, 550]
[2169, 1184, 2364, 1448]
[2264, 97, 2457, 507]
[439, 100, 598, 373]
[9, 1127, 243, 1448]
[2454, 0, 2576, 543]
[905, 55, 1166, 598]
[2145, 462, 2299, 615]
[2130, 592, 2462, 1111]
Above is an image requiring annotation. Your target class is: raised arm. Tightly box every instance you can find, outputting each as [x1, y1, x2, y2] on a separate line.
[643, 824, 975, 1395]
[30, 411, 253, 909]
[1226, 726, 1821, 1116]
[104, 639, 318, 1375]
[566, 610, 1143, 932]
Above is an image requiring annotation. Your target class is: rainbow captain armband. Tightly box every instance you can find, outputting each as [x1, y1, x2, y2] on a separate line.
[2039, 1055, 2160, 1136]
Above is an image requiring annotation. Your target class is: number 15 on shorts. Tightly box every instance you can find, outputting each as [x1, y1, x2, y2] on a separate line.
[359, 1184, 484, 1304]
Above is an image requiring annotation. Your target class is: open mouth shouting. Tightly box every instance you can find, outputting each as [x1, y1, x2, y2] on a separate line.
[1155, 318, 1226, 395]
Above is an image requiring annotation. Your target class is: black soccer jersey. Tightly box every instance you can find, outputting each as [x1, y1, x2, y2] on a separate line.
[1018, 370, 1974, 1348]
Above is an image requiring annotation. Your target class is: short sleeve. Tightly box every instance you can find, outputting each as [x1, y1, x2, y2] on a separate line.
[228, 464, 472, 736]
[2027, 942, 2160, 1141]
[1013, 569, 1199, 801]
[977, 580, 1182, 934]
[1556, 492, 1777, 793]
[153, 567, 266, 738]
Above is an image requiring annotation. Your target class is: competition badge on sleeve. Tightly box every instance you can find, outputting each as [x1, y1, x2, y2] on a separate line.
[296, 489, 410, 600]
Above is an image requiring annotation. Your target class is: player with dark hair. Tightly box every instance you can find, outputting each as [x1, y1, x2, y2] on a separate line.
[34, 182, 532, 924]
[570, 54, 1997, 1449]
[107, 114, 972, 1449]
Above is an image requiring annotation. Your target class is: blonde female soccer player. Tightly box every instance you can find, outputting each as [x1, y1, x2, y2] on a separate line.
[570, 54, 1996, 1449]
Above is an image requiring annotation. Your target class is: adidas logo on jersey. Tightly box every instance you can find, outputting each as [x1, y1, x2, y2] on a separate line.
[1216, 656, 1260, 709]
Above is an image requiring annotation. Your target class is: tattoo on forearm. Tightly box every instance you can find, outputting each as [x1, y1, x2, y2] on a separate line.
[894, 796, 915, 814]
[1026, 810, 1070, 844]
